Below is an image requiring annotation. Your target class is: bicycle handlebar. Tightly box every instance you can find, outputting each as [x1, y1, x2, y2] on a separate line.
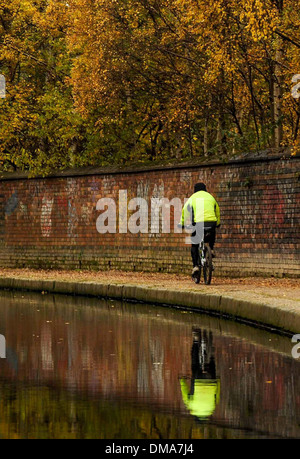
[177, 223, 194, 230]
[178, 223, 221, 230]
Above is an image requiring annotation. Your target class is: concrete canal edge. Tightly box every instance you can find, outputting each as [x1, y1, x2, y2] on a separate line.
[0, 276, 299, 336]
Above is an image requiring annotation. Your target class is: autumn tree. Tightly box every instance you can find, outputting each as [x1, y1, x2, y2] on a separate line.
[67, 0, 300, 161]
[0, 0, 300, 174]
[0, 0, 87, 175]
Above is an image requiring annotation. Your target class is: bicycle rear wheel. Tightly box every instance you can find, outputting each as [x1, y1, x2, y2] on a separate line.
[203, 245, 213, 285]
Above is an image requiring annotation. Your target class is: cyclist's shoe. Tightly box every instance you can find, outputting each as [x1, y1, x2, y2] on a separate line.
[192, 266, 200, 275]
[191, 266, 201, 284]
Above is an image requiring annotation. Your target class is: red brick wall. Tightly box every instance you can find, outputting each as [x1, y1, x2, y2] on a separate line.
[0, 154, 299, 277]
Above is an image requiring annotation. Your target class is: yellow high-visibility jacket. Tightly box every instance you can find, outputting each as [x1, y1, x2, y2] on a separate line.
[180, 378, 220, 419]
[181, 190, 220, 226]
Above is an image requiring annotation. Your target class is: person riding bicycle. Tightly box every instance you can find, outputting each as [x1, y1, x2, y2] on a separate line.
[180, 182, 220, 276]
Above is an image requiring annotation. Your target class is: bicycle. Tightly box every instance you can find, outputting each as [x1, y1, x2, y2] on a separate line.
[180, 224, 214, 285]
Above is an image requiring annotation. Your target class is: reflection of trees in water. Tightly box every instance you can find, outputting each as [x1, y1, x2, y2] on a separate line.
[0, 384, 271, 439]
[137, 331, 150, 396]
[137, 330, 165, 399]
[0, 295, 300, 438]
[150, 338, 164, 399]
[214, 341, 300, 437]
[41, 323, 54, 371]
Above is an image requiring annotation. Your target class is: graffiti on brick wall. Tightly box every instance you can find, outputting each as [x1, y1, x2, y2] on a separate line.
[19, 202, 28, 217]
[261, 185, 285, 229]
[90, 179, 100, 203]
[41, 196, 54, 237]
[180, 171, 192, 183]
[56, 196, 68, 218]
[81, 203, 90, 223]
[0, 158, 298, 275]
[239, 189, 258, 236]
[137, 181, 149, 200]
[30, 182, 46, 201]
[102, 176, 116, 195]
[5, 191, 19, 216]
[67, 178, 79, 238]
[150, 182, 165, 237]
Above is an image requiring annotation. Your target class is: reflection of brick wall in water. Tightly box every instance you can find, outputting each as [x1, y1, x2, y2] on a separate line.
[0, 153, 299, 276]
[1, 295, 300, 438]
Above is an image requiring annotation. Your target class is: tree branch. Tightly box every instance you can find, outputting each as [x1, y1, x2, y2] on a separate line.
[275, 29, 300, 49]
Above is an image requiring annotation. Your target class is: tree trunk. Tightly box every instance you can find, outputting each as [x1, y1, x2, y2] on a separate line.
[274, 37, 284, 148]
[273, 0, 284, 148]
[203, 115, 208, 156]
[216, 94, 226, 156]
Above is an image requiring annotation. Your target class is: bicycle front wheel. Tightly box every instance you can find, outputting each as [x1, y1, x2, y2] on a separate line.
[203, 245, 213, 285]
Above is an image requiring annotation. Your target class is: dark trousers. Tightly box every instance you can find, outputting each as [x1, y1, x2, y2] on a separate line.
[191, 221, 216, 268]
[190, 329, 216, 395]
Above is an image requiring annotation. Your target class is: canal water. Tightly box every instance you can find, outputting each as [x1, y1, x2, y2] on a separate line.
[0, 289, 299, 439]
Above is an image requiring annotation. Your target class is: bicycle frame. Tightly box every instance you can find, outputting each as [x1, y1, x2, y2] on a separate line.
[179, 223, 214, 285]
[199, 239, 206, 267]
[195, 229, 213, 285]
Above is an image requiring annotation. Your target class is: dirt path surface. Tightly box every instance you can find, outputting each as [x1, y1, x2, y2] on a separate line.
[0, 268, 298, 310]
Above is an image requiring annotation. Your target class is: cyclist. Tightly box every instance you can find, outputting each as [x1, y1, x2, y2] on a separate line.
[180, 182, 220, 276]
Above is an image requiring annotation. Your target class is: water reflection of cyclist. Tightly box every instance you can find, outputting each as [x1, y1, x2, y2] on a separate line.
[180, 329, 220, 421]
[180, 183, 220, 277]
